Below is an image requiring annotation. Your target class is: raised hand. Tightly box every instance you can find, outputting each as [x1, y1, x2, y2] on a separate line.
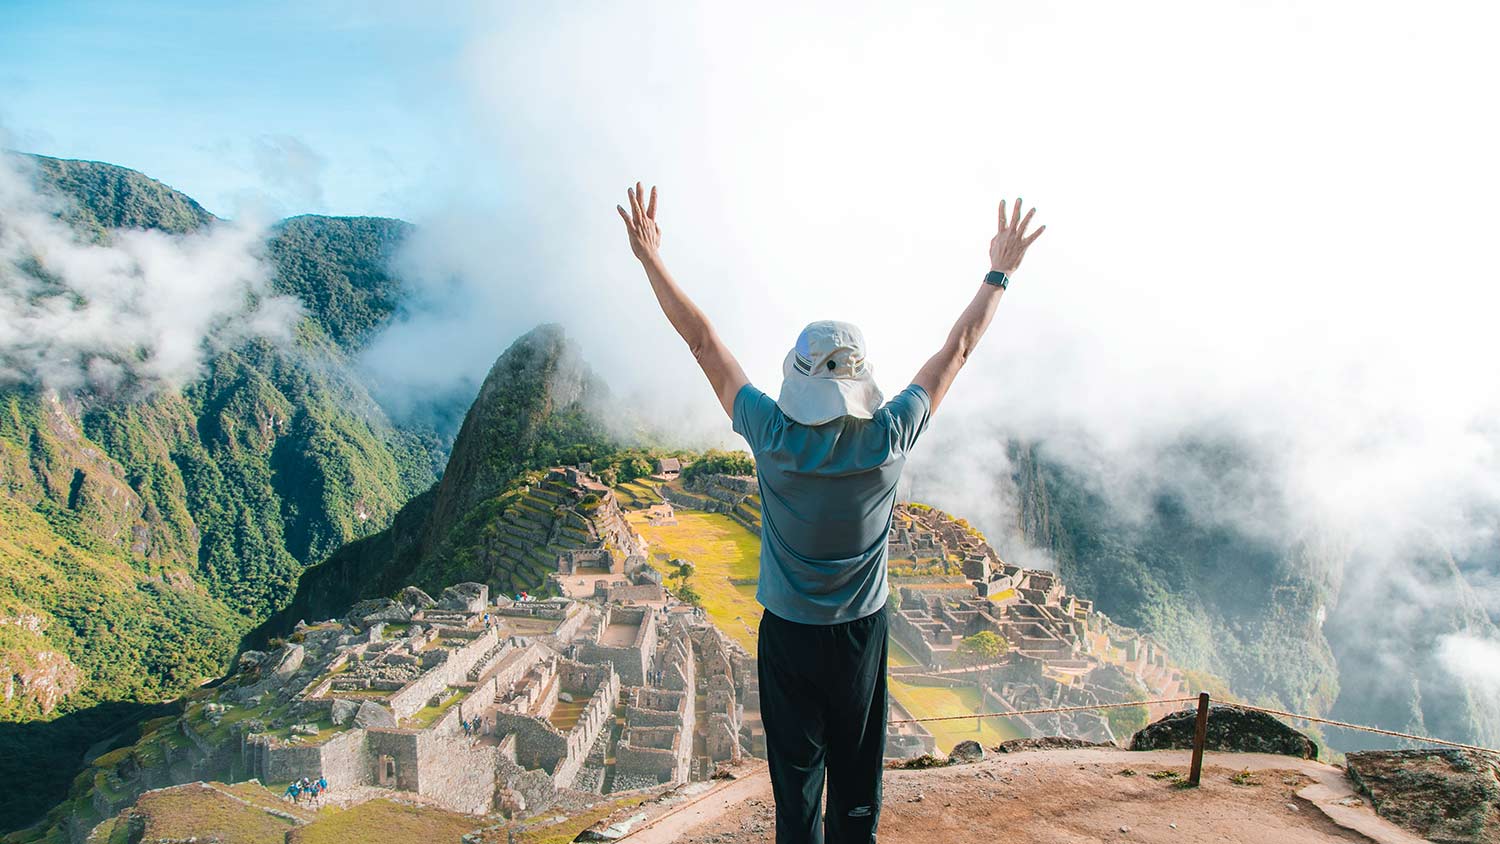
[616, 181, 662, 262]
[989, 198, 1046, 274]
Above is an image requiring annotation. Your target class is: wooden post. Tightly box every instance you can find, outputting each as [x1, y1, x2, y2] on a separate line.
[1187, 692, 1211, 786]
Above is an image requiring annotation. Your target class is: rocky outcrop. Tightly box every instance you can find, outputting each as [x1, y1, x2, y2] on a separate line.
[1129, 705, 1318, 759]
[354, 701, 397, 729]
[0, 646, 82, 716]
[1345, 749, 1500, 844]
[346, 598, 412, 627]
[439, 582, 489, 613]
[948, 740, 985, 764]
[995, 736, 1117, 753]
[399, 586, 437, 611]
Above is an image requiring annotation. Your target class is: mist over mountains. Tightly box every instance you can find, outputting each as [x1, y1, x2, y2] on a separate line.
[1, 150, 1497, 834]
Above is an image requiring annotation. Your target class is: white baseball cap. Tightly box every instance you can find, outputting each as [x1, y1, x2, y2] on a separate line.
[776, 320, 885, 426]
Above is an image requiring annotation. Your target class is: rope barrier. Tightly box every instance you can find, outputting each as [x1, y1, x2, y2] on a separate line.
[886, 696, 1198, 725]
[885, 692, 1500, 755]
[1215, 701, 1500, 755]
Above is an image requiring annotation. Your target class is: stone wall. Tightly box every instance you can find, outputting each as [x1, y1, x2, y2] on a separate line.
[415, 732, 497, 814]
[576, 605, 656, 686]
[494, 712, 569, 775]
[615, 725, 681, 784]
[316, 728, 372, 790]
[387, 627, 499, 718]
[247, 735, 323, 784]
[552, 602, 590, 641]
[553, 663, 620, 788]
[366, 729, 422, 791]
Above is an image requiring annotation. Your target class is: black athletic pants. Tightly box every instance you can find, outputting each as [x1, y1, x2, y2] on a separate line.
[758, 604, 888, 844]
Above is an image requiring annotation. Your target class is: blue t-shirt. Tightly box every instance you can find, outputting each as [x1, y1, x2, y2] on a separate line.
[731, 382, 932, 625]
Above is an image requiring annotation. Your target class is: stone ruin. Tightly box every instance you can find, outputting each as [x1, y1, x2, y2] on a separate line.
[164, 552, 756, 820]
[882, 503, 1188, 753]
[662, 472, 760, 533]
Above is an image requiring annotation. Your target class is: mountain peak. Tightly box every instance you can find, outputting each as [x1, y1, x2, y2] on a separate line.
[430, 323, 608, 533]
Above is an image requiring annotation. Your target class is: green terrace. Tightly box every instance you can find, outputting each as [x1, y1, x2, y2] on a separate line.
[402, 687, 473, 730]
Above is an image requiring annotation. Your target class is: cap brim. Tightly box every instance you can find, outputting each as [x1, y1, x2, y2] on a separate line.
[776, 349, 884, 426]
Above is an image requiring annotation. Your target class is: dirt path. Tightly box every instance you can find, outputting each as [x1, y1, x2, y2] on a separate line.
[658, 749, 1424, 844]
[617, 765, 772, 842]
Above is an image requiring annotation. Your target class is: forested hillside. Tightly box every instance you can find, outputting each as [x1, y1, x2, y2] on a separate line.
[265, 324, 621, 630]
[0, 156, 442, 832]
[1008, 440, 1500, 751]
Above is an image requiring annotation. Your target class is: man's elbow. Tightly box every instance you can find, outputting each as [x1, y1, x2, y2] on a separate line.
[687, 331, 719, 364]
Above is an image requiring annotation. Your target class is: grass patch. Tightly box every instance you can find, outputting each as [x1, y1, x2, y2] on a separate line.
[289, 799, 482, 844]
[1148, 769, 1183, 781]
[627, 510, 763, 654]
[549, 698, 589, 731]
[886, 678, 1021, 754]
[403, 688, 470, 729]
[125, 782, 298, 844]
[887, 635, 920, 668]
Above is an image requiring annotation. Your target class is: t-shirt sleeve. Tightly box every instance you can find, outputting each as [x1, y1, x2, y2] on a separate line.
[881, 383, 933, 454]
[731, 383, 781, 453]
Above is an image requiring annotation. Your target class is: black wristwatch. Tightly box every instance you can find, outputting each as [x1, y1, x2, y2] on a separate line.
[984, 270, 1010, 289]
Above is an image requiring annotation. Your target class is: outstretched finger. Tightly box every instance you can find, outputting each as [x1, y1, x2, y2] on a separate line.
[616, 204, 632, 227]
[1010, 197, 1023, 230]
[635, 182, 645, 218]
[647, 185, 658, 220]
[998, 200, 1008, 231]
[627, 186, 641, 221]
[1023, 224, 1047, 246]
[1018, 207, 1036, 236]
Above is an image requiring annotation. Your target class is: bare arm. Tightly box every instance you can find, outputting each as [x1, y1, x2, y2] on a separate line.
[913, 197, 1045, 412]
[617, 183, 748, 417]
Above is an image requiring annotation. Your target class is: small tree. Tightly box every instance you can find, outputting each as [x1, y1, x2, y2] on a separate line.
[674, 559, 696, 586]
[958, 630, 1008, 669]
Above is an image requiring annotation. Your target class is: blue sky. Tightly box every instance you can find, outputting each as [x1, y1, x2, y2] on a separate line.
[4, 0, 1499, 566]
[0, 0, 473, 217]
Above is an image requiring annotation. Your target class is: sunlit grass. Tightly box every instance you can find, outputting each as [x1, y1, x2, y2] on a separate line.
[888, 635, 920, 668]
[626, 509, 763, 654]
[288, 799, 481, 844]
[403, 687, 470, 729]
[888, 678, 1021, 753]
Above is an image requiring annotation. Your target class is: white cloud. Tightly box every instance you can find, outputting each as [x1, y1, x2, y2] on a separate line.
[0, 147, 303, 394]
[355, 1, 1500, 571]
[1437, 634, 1500, 705]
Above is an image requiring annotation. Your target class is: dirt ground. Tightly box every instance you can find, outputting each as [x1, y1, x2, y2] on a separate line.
[656, 749, 1419, 844]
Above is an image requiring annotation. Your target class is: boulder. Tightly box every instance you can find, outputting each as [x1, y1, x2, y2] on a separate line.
[996, 736, 1117, 753]
[439, 582, 489, 613]
[398, 586, 437, 611]
[270, 644, 305, 679]
[1129, 704, 1317, 759]
[348, 598, 412, 627]
[331, 698, 358, 726]
[1346, 749, 1500, 844]
[353, 700, 397, 729]
[290, 723, 320, 736]
[237, 650, 269, 672]
[948, 740, 985, 765]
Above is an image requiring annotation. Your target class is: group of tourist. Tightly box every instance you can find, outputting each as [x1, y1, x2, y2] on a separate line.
[282, 775, 329, 804]
[461, 715, 483, 736]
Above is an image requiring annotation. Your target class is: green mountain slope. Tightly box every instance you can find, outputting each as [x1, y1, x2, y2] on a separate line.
[0, 155, 440, 834]
[268, 323, 617, 630]
[1009, 439, 1500, 750]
